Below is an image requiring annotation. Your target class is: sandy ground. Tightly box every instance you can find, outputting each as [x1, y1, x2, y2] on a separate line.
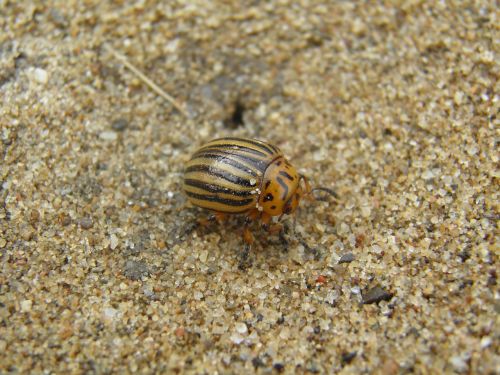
[1, 1, 498, 373]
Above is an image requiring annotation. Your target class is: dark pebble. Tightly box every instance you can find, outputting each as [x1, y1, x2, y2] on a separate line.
[273, 363, 284, 372]
[341, 351, 357, 365]
[79, 217, 93, 229]
[49, 8, 68, 28]
[252, 356, 265, 369]
[60, 213, 71, 226]
[338, 252, 355, 264]
[123, 260, 149, 280]
[111, 118, 128, 131]
[362, 286, 393, 304]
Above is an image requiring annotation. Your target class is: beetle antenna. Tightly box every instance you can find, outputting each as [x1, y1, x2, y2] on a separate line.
[311, 187, 339, 202]
[299, 175, 338, 203]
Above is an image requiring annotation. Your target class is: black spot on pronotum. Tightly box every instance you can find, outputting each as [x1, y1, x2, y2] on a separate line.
[264, 193, 274, 202]
[271, 205, 276, 210]
[224, 100, 245, 129]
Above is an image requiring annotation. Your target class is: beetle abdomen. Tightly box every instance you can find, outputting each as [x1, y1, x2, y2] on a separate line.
[183, 137, 282, 213]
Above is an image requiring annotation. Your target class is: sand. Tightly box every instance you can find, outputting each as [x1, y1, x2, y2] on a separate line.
[1, 1, 498, 373]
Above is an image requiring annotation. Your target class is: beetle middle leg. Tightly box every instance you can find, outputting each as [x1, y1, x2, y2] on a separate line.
[261, 212, 290, 252]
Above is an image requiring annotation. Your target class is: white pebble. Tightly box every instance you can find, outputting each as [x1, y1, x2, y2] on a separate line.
[198, 250, 208, 263]
[454, 91, 464, 105]
[100, 131, 118, 141]
[449, 356, 468, 373]
[235, 322, 248, 334]
[33, 68, 48, 84]
[103, 307, 119, 320]
[110, 234, 119, 250]
[230, 333, 245, 344]
[193, 291, 203, 300]
[20, 299, 32, 312]
[360, 205, 371, 218]
[422, 170, 434, 180]
[480, 337, 492, 348]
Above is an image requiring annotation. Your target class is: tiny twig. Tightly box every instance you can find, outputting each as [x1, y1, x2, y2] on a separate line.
[104, 44, 189, 117]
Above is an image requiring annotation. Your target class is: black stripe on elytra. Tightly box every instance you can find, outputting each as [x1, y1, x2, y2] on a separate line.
[193, 149, 268, 172]
[185, 191, 254, 207]
[185, 164, 254, 187]
[198, 144, 268, 158]
[218, 137, 277, 156]
[268, 142, 280, 154]
[184, 179, 253, 197]
[276, 176, 289, 200]
[192, 152, 259, 176]
[279, 170, 294, 181]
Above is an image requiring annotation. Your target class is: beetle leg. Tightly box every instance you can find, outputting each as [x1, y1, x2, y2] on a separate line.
[246, 208, 260, 222]
[296, 232, 321, 261]
[243, 225, 254, 246]
[239, 214, 256, 270]
[278, 224, 289, 253]
[301, 174, 312, 194]
[213, 212, 227, 224]
[260, 212, 281, 233]
[238, 243, 252, 270]
[198, 211, 227, 229]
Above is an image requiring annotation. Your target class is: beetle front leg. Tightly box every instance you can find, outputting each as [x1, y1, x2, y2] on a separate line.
[239, 216, 255, 270]
[239, 209, 259, 269]
[278, 223, 290, 253]
[261, 212, 282, 233]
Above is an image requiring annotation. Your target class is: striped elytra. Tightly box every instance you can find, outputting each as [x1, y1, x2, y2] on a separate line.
[183, 137, 304, 216]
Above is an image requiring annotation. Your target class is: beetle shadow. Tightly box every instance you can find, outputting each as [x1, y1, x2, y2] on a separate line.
[167, 208, 323, 270]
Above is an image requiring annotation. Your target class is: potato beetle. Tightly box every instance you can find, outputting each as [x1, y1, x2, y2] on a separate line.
[183, 137, 335, 251]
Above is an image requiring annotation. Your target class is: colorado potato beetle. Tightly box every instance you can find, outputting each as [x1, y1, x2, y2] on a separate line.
[183, 137, 335, 252]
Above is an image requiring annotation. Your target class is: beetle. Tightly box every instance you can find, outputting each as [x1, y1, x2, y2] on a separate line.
[183, 137, 335, 251]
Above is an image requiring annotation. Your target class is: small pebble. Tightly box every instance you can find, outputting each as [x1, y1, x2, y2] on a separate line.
[33, 68, 48, 84]
[79, 217, 93, 229]
[20, 300, 32, 312]
[338, 252, 355, 264]
[480, 337, 492, 349]
[230, 333, 245, 344]
[252, 356, 265, 368]
[99, 131, 118, 141]
[103, 307, 119, 321]
[109, 234, 119, 250]
[20, 225, 34, 241]
[235, 322, 248, 334]
[111, 118, 128, 131]
[341, 351, 357, 365]
[124, 260, 149, 280]
[362, 286, 393, 304]
[273, 363, 285, 372]
[449, 356, 468, 373]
